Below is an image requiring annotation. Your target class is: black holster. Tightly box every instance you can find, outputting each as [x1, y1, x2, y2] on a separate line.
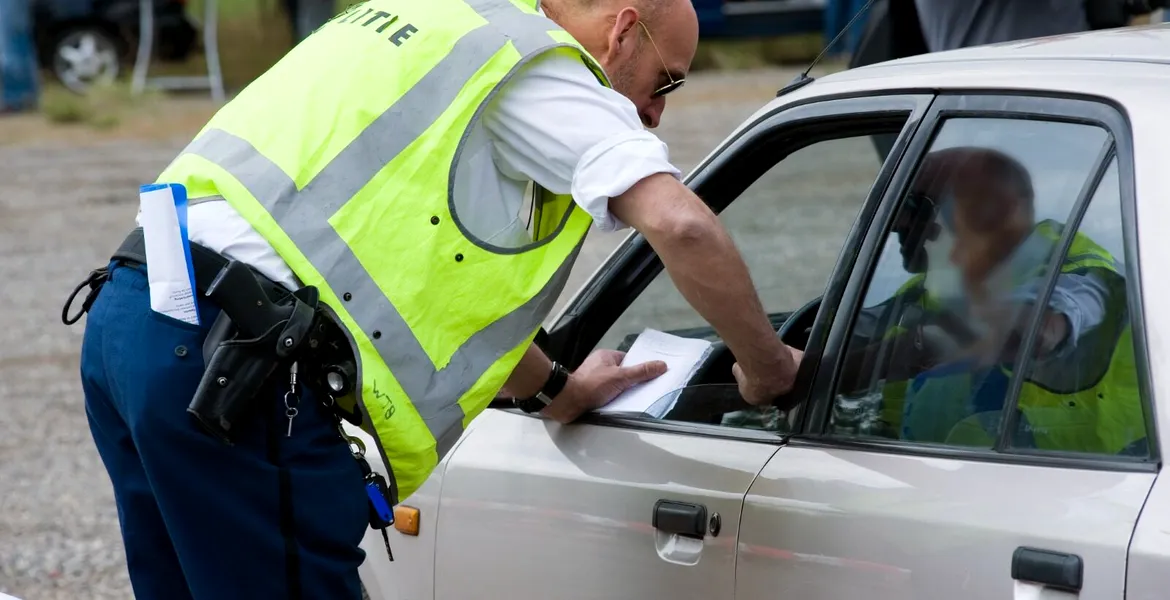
[189, 290, 317, 443]
[187, 259, 362, 444]
[62, 228, 365, 445]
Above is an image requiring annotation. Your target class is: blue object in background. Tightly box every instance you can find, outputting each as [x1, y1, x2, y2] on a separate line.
[691, 0, 827, 39]
[0, 0, 40, 113]
[823, 0, 870, 56]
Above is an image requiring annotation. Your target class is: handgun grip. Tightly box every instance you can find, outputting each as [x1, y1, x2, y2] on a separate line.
[206, 260, 291, 340]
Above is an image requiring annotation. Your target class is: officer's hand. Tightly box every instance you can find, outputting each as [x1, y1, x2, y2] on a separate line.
[733, 345, 803, 407]
[543, 349, 667, 424]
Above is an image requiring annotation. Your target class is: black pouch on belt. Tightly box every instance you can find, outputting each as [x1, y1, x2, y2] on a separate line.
[189, 259, 321, 444]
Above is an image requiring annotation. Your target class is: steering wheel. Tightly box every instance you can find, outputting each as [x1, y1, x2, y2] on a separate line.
[777, 295, 822, 347]
[668, 297, 821, 424]
[687, 295, 823, 390]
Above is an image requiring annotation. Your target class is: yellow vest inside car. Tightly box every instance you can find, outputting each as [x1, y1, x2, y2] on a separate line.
[884, 221, 1144, 455]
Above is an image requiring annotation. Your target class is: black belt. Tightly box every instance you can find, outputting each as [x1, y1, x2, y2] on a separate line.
[62, 228, 287, 324]
[62, 227, 366, 436]
[112, 227, 288, 301]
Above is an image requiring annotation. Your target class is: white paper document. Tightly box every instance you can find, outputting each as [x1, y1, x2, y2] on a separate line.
[139, 183, 200, 326]
[597, 329, 713, 418]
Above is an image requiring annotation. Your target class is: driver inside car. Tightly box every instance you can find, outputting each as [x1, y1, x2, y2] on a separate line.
[835, 146, 1144, 454]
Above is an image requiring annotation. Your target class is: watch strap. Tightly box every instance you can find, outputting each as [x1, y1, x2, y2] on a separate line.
[514, 362, 569, 413]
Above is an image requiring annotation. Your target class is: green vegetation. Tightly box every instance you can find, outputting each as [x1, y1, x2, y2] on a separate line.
[40, 79, 163, 127]
[692, 33, 824, 70]
[181, 0, 825, 84]
[37, 0, 828, 128]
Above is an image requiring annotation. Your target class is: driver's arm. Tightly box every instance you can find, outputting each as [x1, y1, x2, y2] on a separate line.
[609, 173, 800, 404]
[1012, 271, 1111, 360]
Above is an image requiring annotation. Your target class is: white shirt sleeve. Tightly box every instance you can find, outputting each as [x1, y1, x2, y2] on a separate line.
[480, 50, 682, 232]
[1012, 270, 1112, 358]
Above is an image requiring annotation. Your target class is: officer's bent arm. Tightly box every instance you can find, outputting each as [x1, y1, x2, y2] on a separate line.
[499, 343, 555, 401]
[609, 172, 798, 389]
[499, 343, 633, 424]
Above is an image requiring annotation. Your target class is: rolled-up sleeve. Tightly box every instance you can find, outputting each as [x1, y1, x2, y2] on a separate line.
[481, 51, 681, 232]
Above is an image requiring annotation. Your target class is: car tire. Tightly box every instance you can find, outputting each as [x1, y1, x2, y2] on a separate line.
[50, 25, 121, 94]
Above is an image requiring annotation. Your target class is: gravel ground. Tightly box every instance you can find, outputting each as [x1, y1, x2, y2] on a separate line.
[0, 65, 829, 600]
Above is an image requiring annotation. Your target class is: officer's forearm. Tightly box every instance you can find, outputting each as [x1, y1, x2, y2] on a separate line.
[499, 343, 553, 400]
[499, 343, 590, 423]
[611, 173, 793, 380]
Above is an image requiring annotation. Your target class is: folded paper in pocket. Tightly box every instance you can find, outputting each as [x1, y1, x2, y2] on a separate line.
[139, 183, 200, 326]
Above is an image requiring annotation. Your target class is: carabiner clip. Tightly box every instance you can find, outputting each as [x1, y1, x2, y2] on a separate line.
[62, 266, 110, 326]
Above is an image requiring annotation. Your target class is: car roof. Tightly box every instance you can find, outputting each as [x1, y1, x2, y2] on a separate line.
[864, 22, 1170, 69]
[713, 24, 1170, 155]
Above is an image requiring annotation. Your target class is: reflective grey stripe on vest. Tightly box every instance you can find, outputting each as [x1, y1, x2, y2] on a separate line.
[177, 0, 578, 460]
[188, 195, 227, 207]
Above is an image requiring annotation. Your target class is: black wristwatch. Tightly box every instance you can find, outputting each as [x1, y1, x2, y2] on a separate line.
[513, 362, 570, 414]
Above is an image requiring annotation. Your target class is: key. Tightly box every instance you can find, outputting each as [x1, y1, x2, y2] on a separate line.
[363, 464, 396, 562]
[286, 403, 299, 437]
[365, 472, 394, 529]
[381, 529, 395, 562]
[285, 362, 300, 438]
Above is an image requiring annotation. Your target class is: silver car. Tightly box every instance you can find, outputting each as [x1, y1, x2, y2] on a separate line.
[353, 24, 1170, 600]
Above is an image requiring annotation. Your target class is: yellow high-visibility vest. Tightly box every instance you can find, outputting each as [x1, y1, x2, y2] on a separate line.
[894, 221, 1145, 455]
[156, 0, 611, 501]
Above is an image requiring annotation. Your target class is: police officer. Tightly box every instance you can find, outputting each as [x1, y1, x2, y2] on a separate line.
[897, 148, 1142, 452]
[839, 147, 1142, 452]
[65, 0, 802, 598]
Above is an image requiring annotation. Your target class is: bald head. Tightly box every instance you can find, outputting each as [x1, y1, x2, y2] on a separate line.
[542, 0, 698, 127]
[550, 0, 671, 25]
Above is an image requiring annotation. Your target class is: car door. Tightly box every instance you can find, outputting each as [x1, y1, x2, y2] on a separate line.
[426, 93, 934, 600]
[735, 93, 1160, 600]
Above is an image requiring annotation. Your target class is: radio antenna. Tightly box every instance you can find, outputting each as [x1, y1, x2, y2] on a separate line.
[777, 0, 879, 97]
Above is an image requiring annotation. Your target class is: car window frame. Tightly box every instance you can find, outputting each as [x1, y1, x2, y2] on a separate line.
[517, 91, 937, 442]
[794, 90, 1160, 472]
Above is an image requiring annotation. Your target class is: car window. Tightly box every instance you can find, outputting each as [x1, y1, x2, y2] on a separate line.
[1004, 157, 1148, 457]
[828, 117, 1148, 459]
[597, 132, 895, 352]
[593, 125, 908, 433]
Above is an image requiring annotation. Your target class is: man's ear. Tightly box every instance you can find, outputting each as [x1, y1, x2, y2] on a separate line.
[603, 7, 641, 63]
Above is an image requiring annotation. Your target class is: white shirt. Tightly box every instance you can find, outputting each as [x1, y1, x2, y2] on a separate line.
[179, 48, 681, 290]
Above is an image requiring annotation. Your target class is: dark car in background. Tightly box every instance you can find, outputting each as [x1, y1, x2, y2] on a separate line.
[31, 0, 197, 93]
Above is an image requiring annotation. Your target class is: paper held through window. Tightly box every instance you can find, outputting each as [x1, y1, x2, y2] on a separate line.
[139, 183, 200, 326]
[597, 328, 714, 418]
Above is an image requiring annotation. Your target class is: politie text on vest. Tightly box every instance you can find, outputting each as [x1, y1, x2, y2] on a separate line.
[324, 2, 419, 46]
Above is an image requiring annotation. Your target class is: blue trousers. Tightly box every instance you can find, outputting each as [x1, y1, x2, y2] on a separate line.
[79, 261, 369, 600]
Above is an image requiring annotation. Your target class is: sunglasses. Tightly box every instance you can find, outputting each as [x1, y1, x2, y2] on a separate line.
[637, 21, 685, 97]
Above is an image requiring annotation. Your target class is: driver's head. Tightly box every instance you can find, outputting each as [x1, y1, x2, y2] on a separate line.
[941, 148, 1035, 291]
[892, 192, 938, 274]
[893, 147, 975, 274]
[542, 0, 698, 128]
[895, 147, 1034, 282]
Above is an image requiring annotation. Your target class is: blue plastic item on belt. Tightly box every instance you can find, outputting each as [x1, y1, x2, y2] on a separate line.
[0, 0, 40, 113]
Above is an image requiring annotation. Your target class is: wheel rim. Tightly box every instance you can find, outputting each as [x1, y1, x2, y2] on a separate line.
[54, 31, 119, 93]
